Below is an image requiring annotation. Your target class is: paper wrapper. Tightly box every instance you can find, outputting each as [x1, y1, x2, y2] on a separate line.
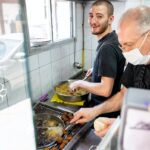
[50, 94, 84, 106]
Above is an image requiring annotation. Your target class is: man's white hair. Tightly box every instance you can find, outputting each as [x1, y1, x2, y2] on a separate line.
[119, 6, 150, 34]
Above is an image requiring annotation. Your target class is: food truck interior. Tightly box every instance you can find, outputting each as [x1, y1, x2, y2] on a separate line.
[0, 0, 150, 150]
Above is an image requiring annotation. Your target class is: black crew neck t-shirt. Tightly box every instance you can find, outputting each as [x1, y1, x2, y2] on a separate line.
[90, 31, 125, 106]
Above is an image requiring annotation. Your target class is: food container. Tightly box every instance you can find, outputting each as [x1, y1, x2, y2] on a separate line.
[54, 80, 89, 102]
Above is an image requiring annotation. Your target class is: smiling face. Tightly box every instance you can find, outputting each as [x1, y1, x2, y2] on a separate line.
[88, 5, 114, 39]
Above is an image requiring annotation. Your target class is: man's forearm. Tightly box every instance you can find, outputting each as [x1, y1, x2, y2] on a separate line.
[93, 87, 127, 117]
[80, 78, 114, 97]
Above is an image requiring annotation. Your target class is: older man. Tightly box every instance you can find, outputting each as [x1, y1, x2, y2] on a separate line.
[70, 5, 150, 132]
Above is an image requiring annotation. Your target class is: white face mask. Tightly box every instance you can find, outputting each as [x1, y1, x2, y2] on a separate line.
[123, 31, 150, 65]
[123, 48, 150, 65]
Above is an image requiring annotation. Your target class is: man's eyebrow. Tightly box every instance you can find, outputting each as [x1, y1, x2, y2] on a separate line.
[89, 12, 103, 15]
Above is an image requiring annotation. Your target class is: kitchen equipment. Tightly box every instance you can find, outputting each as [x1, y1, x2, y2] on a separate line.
[82, 74, 89, 81]
[34, 103, 92, 150]
[35, 113, 65, 148]
[35, 113, 65, 128]
[54, 79, 89, 102]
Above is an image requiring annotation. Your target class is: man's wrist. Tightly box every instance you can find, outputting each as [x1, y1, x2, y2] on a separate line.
[93, 104, 104, 117]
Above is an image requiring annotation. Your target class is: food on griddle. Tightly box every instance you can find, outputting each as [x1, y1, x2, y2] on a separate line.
[68, 113, 74, 120]
[43, 147, 50, 150]
[35, 114, 64, 147]
[61, 112, 74, 124]
[50, 147, 58, 150]
[55, 82, 88, 96]
[35, 118, 43, 126]
[66, 135, 73, 141]
[46, 126, 63, 140]
[55, 136, 63, 144]
[62, 139, 69, 144]
[62, 129, 68, 135]
[61, 114, 69, 122]
[43, 119, 59, 127]
[59, 143, 66, 149]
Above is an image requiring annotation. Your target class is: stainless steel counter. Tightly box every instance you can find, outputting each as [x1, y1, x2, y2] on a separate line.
[73, 129, 101, 150]
[41, 99, 80, 113]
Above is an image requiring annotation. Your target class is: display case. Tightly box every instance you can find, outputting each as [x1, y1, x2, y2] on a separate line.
[96, 88, 150, 150]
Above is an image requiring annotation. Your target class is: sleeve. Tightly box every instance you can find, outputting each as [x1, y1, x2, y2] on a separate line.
[97, 44, 118, 78]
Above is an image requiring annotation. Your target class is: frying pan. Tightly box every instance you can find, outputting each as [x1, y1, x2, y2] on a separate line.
[35, 113, 65, 148]
[54, 79, 89, 102]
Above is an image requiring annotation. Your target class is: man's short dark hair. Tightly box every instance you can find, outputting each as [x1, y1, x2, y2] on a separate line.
[92, 0, 114, 16]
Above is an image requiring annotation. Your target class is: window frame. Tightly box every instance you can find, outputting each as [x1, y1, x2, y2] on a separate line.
[25, 0, 75, 55]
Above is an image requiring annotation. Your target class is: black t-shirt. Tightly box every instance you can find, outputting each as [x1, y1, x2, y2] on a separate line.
[121, 63, 150, 89]
[90, 31, 125, 106]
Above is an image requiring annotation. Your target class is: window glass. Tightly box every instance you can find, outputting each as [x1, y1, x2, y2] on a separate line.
[0, 2, 24, 64]
[25, 0, 73, 46]
[0, 0, 30, 109]
[52, 0, 72, 41]
[1, 3, 21, 34]
[25, 0, 51, 46]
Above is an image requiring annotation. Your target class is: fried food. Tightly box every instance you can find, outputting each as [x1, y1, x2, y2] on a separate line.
[55, 82, 87, 96]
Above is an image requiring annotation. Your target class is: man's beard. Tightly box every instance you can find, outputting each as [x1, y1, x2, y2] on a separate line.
[92, 21, 109, 35]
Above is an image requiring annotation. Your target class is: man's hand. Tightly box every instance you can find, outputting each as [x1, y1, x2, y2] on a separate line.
[69, 80, 84, 91]
[94, 118, 115, 138]
[70, 107, 98, 124]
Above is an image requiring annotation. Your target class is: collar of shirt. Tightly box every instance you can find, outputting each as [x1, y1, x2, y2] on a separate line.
[98, 30, 116, 44]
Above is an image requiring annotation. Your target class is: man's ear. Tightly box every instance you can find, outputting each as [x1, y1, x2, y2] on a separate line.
[147, 31, 150, 37]
[147, 31, 150, 42]
[108, 15, 114, 25]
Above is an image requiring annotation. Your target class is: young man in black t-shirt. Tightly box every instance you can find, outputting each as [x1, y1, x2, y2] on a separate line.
[70, 0, 125, 117]
[91, 31, 125, 107]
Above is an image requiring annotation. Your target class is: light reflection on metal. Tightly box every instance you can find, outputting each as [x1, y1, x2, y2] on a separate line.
[0, 83, 7, 103]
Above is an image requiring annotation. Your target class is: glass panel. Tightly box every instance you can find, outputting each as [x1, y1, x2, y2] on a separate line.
[52, 0, 72, 41]
[0, 3, 22, 34]
[25, 0, 51, 46]
[0, 0, 29, 109]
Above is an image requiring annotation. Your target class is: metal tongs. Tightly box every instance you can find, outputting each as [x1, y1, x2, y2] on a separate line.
[82, 69, 92, 81]
[82, 75, 89, 81]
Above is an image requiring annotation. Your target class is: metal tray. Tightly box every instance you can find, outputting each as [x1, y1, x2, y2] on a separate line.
[33, 103, 93, 150]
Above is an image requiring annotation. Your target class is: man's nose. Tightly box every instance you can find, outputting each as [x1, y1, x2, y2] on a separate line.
[119, 45, 128, 52]
[121, 46, 131, 52]
[90, 16, 98, 24]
